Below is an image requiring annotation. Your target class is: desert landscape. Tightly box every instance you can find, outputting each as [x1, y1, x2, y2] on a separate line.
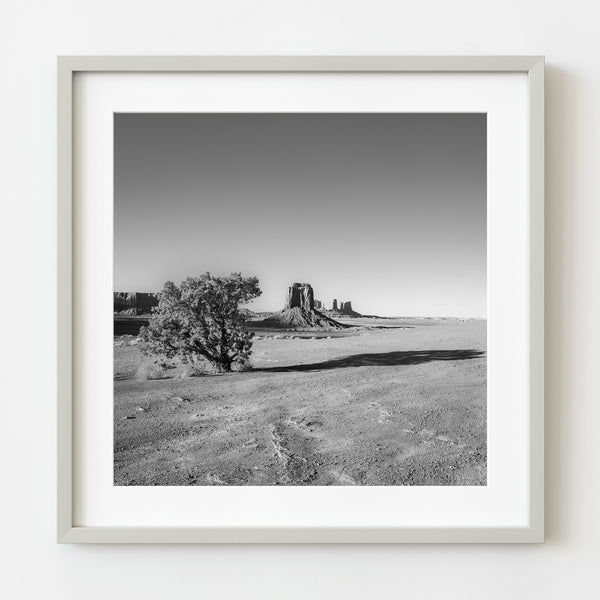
[114, 284, 486, 486]
[113, 113, 487, 487]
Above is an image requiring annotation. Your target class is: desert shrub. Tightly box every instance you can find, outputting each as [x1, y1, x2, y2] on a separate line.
[140, 273, 261, 373]
[136, 359, 174, 381]
[178, 360, 209, 378]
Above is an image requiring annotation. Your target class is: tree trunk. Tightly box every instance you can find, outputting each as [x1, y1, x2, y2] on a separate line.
[216, 361, 232, 373]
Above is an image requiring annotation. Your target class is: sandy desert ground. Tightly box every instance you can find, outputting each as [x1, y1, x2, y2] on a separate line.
[114, 318, 486, 486]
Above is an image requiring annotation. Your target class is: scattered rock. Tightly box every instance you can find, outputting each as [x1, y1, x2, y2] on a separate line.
[206, 473, 228, 485]
[329, 469, 357, 486]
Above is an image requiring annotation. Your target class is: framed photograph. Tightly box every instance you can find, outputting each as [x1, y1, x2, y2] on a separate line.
[58, 56, 544, 543]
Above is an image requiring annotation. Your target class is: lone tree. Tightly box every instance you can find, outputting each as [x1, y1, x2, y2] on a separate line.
[140, 273, 261, 373]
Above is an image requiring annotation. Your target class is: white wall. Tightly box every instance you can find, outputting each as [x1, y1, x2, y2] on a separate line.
[1, 1, 598, 598]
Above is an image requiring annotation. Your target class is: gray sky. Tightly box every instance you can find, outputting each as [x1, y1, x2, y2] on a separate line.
[114, 113, 486, 317]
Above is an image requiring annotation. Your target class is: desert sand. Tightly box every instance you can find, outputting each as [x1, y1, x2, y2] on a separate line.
[114, 318, 486, 486]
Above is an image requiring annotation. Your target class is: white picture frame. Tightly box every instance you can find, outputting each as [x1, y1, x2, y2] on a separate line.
[57, 55, 544, 543]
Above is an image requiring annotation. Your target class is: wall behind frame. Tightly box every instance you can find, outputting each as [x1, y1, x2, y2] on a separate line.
[1, 1, 598, 598]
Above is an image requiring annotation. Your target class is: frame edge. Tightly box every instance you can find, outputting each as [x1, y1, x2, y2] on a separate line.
[56, 54, 544, 73]
[58, 526, 544, 544]
[527, 55, 545, 543]
[57, 56, 74, 542]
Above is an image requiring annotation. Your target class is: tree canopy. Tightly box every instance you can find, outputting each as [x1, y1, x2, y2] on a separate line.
[140, 273, 261, 373]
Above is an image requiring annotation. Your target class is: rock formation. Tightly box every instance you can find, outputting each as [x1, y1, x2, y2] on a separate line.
[285, 282, 314, 311]
[259, 283, 347, 330]
[314, 299, 322, 309]
[339, 300, 361, 317]
[340, 301, 351, 313]
[326, 298, 362, 318]
[114, 292, 158, 315]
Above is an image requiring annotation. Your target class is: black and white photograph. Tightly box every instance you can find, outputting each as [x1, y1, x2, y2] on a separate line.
[113, 112, 487, 486]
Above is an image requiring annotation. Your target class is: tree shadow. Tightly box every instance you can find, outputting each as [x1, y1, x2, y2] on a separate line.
[256, 349, 485, 373]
